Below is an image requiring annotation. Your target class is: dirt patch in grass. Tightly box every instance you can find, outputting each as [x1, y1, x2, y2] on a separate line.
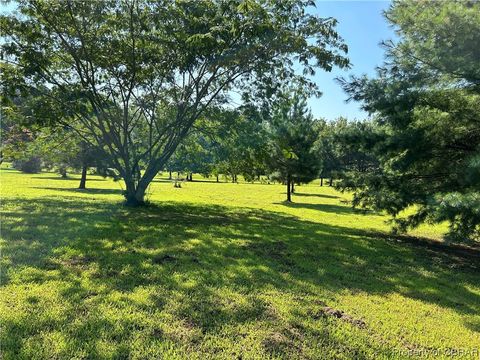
[50, 255, 94, 270]
[314, 305, 367, 329]
[262, 324, 305, 358]
[263, 332, 291, 351]
[152, 251, 201, 265]
[152, 254, 177, 264]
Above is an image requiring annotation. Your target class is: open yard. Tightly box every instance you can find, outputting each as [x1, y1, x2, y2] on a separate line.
[1, 168, 479, 359]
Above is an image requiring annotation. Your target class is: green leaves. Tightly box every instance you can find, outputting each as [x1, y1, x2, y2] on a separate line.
[338, 0, 480, 242]
[2, 0, 348, 203]
[265, 90, 320, 184]
[387, 0, 480, 90]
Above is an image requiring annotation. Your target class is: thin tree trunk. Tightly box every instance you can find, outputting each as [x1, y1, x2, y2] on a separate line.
[291, 181, 295, 194]
[320, 177, 323, 186]
[169, 171, 172, 180]
[216, 174, 219, 182]
[286, 174, 292, 202]
[78, 163, 87, 189]
[60, 167, 67, 178]
[329, 177, 333, 186]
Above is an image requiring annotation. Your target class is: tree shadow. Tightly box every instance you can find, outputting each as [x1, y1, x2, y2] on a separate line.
[0, 167, 22, 172]
[30, 187, 124, 195]
[1, 197, 479, 358]
[30, 176, 107, 181]
[151, 178, 174, 183]
[293, 192, 340, 199]
[274, 201, 374, 215]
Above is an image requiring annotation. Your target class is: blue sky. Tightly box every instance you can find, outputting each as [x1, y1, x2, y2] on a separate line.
[308, 1, 396, 120]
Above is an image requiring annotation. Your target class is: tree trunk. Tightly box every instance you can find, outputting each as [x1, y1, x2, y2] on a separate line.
[169, 171, 172, 180]
[291, 181, 295, 194]
[124, 183, 146, 206]
[78, 163, 87, 189]
[286, 174, 292, 202]
[123, 173, 147, 206]
[216, 174, 219, 182]
[329, 177, 333, 186]
[125, 192, 146, 206]
[189, 173, 193, 181]
[123, 142, 179, 206]
[320, 177, 323, 186]
[59, 167, 67, 178]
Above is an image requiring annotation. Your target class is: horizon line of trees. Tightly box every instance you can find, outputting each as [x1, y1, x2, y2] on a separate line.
[1, 0, 478, 242]
[2, 92, 364, 194]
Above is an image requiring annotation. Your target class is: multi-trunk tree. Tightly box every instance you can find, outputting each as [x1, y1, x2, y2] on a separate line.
[1, 0, 349, 205]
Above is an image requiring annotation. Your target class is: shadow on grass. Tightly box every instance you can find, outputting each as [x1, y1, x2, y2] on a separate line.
[1, 197, 479, 357]
[293, 192, 340, 199]
[31, 176, 107, 181]
[274, 201, 375, 215]
[31, 187, 124, 195]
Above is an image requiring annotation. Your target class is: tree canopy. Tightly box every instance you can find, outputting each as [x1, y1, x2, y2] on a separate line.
[337, 0, 480, 241]
[1, 0, 349, 205]
[264, 90, 320, 201]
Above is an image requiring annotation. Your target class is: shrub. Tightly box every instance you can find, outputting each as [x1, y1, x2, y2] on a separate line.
[12, 156, 42, 173]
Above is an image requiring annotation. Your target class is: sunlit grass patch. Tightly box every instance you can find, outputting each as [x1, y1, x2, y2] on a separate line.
[1, 168, 479, 359]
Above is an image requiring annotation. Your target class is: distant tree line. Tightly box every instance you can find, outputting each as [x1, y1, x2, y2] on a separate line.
[2, 89, 367, 196]
[1, 0, 478, 241]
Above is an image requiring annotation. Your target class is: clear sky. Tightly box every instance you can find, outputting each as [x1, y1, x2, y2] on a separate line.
[308, 0, 396, 120]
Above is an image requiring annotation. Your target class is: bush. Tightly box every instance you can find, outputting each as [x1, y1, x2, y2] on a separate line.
[12, 156, 42, 173]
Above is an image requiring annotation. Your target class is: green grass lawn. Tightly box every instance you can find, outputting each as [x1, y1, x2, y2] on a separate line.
[1, 168, 479, 359]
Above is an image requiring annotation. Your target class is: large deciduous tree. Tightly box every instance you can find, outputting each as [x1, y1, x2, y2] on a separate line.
[1, 0, 349, 205]
[338, 0, 480, 241]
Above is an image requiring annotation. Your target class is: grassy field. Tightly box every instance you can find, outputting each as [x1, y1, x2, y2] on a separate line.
[1, 167, 479, 359]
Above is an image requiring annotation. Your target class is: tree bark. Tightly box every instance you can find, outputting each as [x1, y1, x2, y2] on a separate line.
[78, 163, 87, 189]
[125, 184, 146, 206]
[124, 174, 147, 206]
[60, 167, 67, 178]
[291, 181, 295, 194]
[320, 177, 323, 186]
[329, 177, 333, 186]
[286, 174, 292, 202]
[168, 171, 172, 180]
[216, 174, 219, 182]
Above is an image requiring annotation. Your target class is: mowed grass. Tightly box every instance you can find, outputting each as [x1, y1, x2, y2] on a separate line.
[1, 168, 479, 359]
